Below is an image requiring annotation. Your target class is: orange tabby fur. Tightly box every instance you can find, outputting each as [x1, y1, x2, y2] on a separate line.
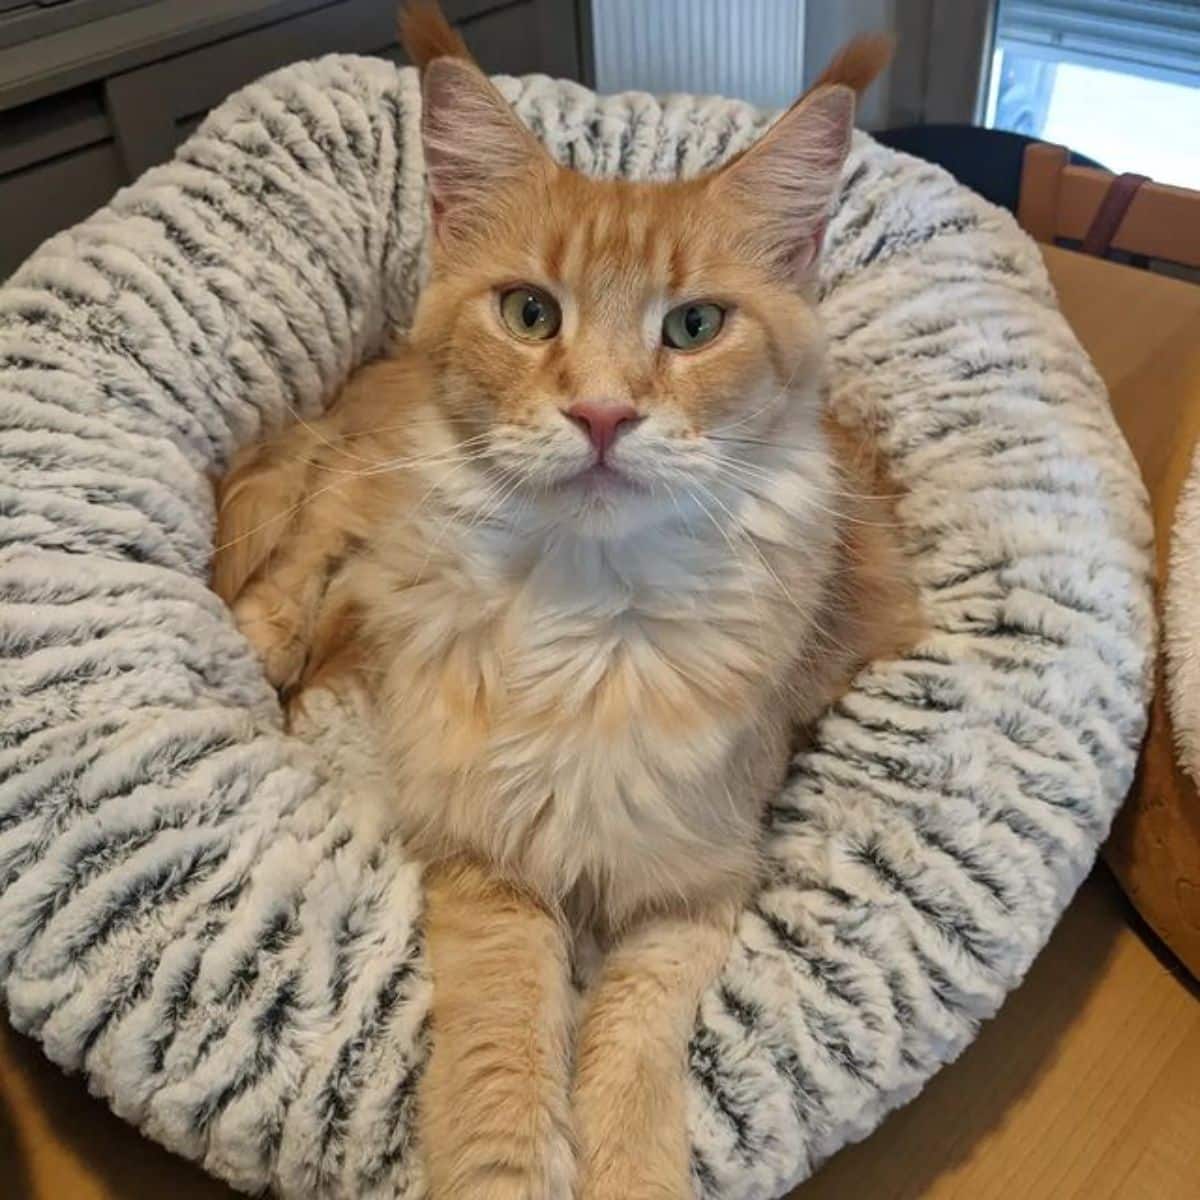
[213, 7, 907, 1197]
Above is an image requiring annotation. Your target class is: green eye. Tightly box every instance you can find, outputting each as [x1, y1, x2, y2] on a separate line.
[662, 301, 725, 351]
[499, 286, 562, 341]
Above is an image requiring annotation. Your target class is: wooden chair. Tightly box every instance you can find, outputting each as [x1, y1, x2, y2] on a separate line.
[873, 125, 1101, 215]
[1018, 141, 1200, 269]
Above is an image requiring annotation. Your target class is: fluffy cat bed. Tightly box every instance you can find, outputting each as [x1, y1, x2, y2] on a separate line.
[0, 58, 1154, 1199]
[1108, 427, 1200, 981]
[1167, 447, 1200, 790]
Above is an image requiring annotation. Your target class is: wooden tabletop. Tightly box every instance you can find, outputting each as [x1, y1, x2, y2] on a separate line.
[3, 246, 1199, 1200]
[1040, 244, 1200, 552]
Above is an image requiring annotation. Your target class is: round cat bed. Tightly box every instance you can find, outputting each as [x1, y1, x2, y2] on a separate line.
[1167, 449, 1200, 790]
[0, 58, 1154, 1199]
[1107, 412, 1200, 981]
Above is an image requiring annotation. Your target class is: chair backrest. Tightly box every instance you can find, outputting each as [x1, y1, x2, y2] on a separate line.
[1018, 142, 1200, 269]
[873, 125, 1106, 217]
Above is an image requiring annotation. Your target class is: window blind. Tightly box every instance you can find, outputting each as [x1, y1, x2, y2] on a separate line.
[995, 0, 1200, 87]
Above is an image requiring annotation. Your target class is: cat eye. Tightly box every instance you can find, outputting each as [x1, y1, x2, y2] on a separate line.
[662, 301, 725, 352]
[499, 286, 562, 342]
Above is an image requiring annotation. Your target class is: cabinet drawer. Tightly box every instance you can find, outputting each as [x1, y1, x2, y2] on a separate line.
[1, 141, 126, 277]
[104, 0, 575, 177]
[103, 0, 399, 178]
[2, 0, 584, 279]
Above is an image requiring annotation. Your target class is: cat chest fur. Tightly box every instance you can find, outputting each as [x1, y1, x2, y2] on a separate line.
[356, 515, 807, 919]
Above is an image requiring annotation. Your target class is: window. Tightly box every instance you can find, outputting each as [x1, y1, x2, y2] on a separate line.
[985, 0, 1200, 188]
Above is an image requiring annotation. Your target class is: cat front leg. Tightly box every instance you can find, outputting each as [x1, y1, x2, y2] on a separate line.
[420, 855, 577, 1199]
[573, 900, 740, 1200]
[212, 356, 419, 708]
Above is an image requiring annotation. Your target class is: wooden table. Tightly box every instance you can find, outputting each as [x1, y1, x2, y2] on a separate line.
[2, 247, 1199, 1200]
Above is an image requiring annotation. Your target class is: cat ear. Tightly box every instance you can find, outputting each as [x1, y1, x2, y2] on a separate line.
[711, 84, 855, 284]
[420, 58, 550, 242]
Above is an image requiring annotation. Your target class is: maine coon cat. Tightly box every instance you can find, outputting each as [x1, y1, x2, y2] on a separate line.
[211, 5, 913, 1196]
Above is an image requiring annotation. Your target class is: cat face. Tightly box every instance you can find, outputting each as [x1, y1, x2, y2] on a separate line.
[408, 59, 855, 538]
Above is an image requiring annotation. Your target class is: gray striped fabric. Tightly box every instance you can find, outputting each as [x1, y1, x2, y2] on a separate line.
[0, 57, 1154, 1199]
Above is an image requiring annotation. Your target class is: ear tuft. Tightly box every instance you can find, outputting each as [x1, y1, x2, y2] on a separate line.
[712, 83, 855, 284]
[805, 32, 895, 98]
[400, 0, 471, 69]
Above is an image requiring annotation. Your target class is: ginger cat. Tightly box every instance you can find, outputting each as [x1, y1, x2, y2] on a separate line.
[212, 5, 911, 1197]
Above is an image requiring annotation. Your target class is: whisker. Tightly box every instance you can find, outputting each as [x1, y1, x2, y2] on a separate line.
[710, 435, 894, 487]
[694, 452, 777, 488]
[680, 483, 783, 690]
[659, 479, 700, 546]
[274, 397, 385, 467]
[290, 446, 488, 478]
[698, 452, 904, 529]
[208, 474, 356, 561]
[691, 480, 808, 616]
[708, 345, 813, 440]
[793, 491, 903, 529]
[205, 439, 493, 580]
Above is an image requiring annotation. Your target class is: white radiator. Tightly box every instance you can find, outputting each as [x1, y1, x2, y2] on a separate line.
[591, 0, 808, 110]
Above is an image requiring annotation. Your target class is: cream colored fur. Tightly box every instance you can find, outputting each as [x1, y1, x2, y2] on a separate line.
[217, 339, 910, 1200]
[212, 8, 908, 1197]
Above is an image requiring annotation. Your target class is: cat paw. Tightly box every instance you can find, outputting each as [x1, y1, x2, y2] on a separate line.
[433, 1153, 575, 1200]
[427, 1118, 576, 1200]
[231, 584, 307, 692]
[578, 1163, 691, 1200]
[575, 1077, 692, 1200]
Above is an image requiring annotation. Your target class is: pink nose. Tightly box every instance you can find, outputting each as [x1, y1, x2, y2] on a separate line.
[564, 403, 642, 459]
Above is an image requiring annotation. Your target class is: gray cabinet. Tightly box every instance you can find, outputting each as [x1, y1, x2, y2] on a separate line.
[0, 0, 592, 278]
